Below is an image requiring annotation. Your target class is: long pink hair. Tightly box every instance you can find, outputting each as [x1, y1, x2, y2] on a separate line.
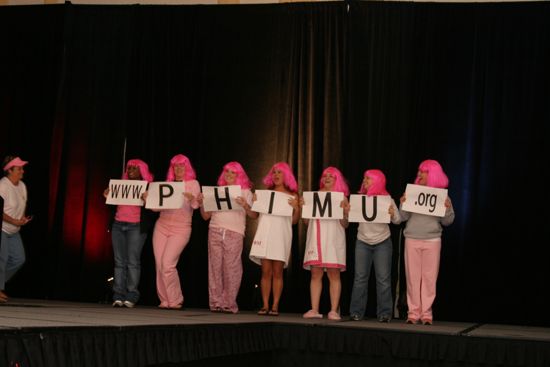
[217, 161, 252, 189]
[166, 154, 196, 182]
[262, 162, 298, 193]
[415, 159, 449, 188]
[123, 158, 154, 182]
[319, 166, 349, 196]
[358, 169, 389, 196]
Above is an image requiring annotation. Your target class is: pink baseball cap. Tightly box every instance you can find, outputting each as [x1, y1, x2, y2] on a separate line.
[3, 157, 28, 171]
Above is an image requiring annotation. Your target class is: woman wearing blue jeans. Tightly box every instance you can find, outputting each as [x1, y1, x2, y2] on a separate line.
[349, 169, 401, 322]
[104, 159, 154, 308]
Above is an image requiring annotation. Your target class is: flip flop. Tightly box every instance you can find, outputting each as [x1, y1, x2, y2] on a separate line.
[268, 309, 279, 316]
[257, 308, 268, 315]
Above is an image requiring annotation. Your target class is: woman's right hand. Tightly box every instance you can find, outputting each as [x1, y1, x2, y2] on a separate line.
[400, 193, 406, 203]
[103, 188, 109, 198]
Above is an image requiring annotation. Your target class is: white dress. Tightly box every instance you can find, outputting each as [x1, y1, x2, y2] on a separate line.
[303, 219, 346, 271]
[249, 213, 292, 268]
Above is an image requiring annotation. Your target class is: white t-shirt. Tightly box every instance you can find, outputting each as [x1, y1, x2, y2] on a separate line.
[0, 176, 27, 234]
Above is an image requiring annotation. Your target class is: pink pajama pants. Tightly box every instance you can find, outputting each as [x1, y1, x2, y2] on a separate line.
[208, 227, 244, 313]
[404, 238, 441, 322]
[152, 220, 191, 308]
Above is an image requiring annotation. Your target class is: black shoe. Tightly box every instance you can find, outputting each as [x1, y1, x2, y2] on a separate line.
[378, 315, 391, 323]
[350, 314, 362, 321]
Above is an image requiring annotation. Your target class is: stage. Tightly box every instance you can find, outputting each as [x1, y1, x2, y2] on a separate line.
[1, 300, 549, 367]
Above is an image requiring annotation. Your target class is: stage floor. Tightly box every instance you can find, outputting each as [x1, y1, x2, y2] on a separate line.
[2, 299, 550, 367]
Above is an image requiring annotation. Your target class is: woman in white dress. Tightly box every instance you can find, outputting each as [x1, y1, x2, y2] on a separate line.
[249, 162, 300, 316]
[302, 167, 349, 321]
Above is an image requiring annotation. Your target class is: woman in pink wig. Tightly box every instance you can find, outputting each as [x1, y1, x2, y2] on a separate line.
[198, 162, 257, 314]
[302, 167, 350, 321]
[349, 169, 401, 322]
[249, 162, 301, 316]
[150, 154, 201, 309]
[104, 159, 154, 308]
[399, 159, 454, 325]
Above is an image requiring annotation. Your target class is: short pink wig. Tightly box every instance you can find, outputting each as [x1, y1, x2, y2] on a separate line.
[217, 161, 252, 189]
[319, 166, 349, 196]
[262, 162, 298, 193]
[123, 158, 154, 182]
[415, 159, 449, 188]
[166, 154, 196, 182]
[359, 169, 389, 196]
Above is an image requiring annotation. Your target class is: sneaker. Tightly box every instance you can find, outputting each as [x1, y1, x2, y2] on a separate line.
[303, 309, 323, 319]
[112, 300, 123, 307]
[406, 318, 418, 324]
[350, 314, 362, 321]
[378, 315, 391, 323]
[327, 311, 341, 321]
[421, 319, 432, 325]
[123, 300, 135, 308]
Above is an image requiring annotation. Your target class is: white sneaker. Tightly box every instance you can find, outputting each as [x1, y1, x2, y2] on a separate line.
[112, 300, 123, 307]
[123, 300, 135, 308]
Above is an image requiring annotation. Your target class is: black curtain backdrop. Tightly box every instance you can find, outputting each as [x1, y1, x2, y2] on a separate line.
[1, 1, 549, 326]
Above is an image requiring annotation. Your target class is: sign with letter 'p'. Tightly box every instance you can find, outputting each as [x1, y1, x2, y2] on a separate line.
[106, 179, 148, 206]
[145, 182, 185, 210]
[401, 184, 448, 217]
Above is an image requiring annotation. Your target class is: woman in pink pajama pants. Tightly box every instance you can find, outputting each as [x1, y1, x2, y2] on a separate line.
[151, 154, 200, 309]
[399, 159, 455, 325]
[198, 162, 257, 314]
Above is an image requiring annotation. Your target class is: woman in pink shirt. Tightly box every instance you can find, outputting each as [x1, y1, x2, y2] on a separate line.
[198, 162, 257, 314]
[151, 154, 200, 309]
[104, 159, 153, 308]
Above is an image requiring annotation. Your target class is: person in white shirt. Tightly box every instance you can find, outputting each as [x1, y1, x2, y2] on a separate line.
[0, 156, 32, 303]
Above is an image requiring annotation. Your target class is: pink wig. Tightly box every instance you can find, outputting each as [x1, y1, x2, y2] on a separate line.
[123, 158, 154, 182]
[262, 162, 298, 193]
[217, 161, 252, 189]
[319, 166, 349, 196]
[358, 169, 389, 196]
[166, 154, 197, 182]
[415, 159, 449, 188]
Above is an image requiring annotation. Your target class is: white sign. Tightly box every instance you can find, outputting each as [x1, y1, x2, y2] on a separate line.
[302, 191, 344, 220]
[106, 179, 148, 206]
[251, 190, 294, 217]
[145, 182, 185, 209]
[401, 184, 448, 217]
[202, 185, 243, 212]
[348, 195, 391, 223]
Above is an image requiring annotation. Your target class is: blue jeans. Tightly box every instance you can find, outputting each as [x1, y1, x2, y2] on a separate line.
[111, 221, 147, 303]
[0, 231, 26, 289]
[349, 237, 393, 319]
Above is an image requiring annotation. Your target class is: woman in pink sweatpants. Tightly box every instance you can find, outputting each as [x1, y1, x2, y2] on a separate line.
[198, 162, 257, 314]
[399, 159, 455, 325]
[150, 154, 200, 309]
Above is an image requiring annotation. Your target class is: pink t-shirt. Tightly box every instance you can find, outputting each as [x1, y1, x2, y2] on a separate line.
[114, 205, 141, 223]
[209, 189, 253, 235]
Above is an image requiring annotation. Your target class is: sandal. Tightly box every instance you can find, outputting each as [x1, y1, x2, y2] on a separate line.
[257, 308, 268, 315]
[268, 309, 279, 316]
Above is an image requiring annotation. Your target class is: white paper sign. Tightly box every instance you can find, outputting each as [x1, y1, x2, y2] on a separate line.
[202, 185, 243, 212]
[105, 179, 148, 206]
[401, 184, 448, 217]
[348, 195, 392, 223]
[251, 190, 294, 217]
[145, 182, 185, 209]
[302, 191, 344, 220]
